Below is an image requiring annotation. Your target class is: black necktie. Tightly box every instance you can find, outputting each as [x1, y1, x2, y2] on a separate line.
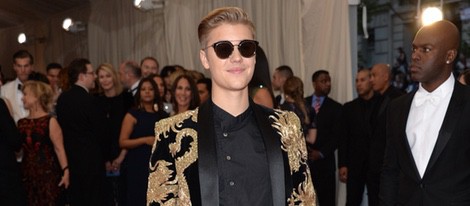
[129, 87, 137, 94]
[18, 83, 22, 90]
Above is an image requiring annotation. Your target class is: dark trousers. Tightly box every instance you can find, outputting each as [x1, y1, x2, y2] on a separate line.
[346, 174, 366, 206]
[365, 171, 380, 206]
[69, 173, 105, 206]
[0, 173, 26, 206]
[312, 171, 336, 206]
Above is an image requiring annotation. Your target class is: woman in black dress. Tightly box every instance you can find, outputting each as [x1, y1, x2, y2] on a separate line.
[119, 77, 168, 205]
[94, 63, 133, 205]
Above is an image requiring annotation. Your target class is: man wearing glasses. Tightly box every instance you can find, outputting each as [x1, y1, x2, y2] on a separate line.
[56, 58, 105, 205]
[147, 7, 316, 205]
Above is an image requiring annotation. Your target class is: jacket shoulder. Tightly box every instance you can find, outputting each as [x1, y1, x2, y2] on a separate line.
[271, 109, 307, 173]
[154, 109, 198, 142]
[325, 97, 342, 107]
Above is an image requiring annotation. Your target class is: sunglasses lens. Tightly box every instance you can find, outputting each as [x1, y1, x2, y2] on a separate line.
[238, 41, 258, 58]
[214, 42, 234, 59]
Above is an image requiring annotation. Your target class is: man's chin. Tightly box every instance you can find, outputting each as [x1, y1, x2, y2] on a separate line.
[410, 73, 419, 82]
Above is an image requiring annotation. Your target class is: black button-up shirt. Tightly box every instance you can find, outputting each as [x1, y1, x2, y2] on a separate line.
[213, 103, 273, 206]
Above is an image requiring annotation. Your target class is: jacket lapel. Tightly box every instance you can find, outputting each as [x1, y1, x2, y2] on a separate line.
[424, 82, 466, 177]
[396, 92, 422, 180]
[197, 101, 219, 205]
[252, 103, 286, 206]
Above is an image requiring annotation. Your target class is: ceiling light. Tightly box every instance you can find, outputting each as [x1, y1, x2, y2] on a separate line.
[18, 33, 26, 44]
[422, 7, 443, 26]
[62, 18, 86, 33]
[134, 0, 164, 11]
[62, 18, 73, 31]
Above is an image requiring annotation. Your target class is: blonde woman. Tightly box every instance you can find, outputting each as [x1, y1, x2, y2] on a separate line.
[17, 80, 69, 205]
[94, 63, 133, 204]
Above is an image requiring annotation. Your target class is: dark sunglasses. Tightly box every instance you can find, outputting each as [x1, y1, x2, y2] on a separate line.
[204, 40, 259, 59]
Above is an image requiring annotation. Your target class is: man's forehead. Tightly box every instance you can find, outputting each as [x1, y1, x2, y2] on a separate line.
[14, 57, 31, 65]
[318, 73, 330, 79]
[414, 26, 442, 44]
[143, 59, 157, 66]
[357, 70, 369, 77]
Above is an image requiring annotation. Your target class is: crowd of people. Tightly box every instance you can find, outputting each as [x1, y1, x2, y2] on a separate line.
[1, 6, 470, 206]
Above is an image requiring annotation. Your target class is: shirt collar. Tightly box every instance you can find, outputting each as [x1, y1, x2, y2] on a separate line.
[75, 83, 89, 93]
[312, 95, 325, 103]
[213, 100, 253, 132]
[416, 74, 454, 99]
[131, 80, 140, 91]
[413, 74, 454, 107]
[130, 80, 141, 95]
[15, 78, 23, 91]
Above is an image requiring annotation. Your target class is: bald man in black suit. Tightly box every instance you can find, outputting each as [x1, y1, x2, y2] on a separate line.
[380, 20, 470, 205]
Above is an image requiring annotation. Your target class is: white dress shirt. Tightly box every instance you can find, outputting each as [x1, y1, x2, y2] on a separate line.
[0, 78, 28, 123]
[406, 74, 454, 178]
[130, 80, 140, 96]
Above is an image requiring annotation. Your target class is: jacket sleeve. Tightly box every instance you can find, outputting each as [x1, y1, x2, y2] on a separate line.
[338, 103, 349, 168]
[318, 103, 342, 158]
[379, 102, 399, 206]
[0, 98, 21, 150]
[147, 121, 178, 206]
[274, 111, 317, 205]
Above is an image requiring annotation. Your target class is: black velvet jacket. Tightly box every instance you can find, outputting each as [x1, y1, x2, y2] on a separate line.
[147, 100, 316, 206]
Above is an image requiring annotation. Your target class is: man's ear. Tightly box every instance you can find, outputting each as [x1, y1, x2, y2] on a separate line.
[446, 49, 457, 63]
[200, 49, 210, 70]
[78, 73, 85, 82]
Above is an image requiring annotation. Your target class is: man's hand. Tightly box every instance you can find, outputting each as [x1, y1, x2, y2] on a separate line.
[307, 147, 322, 161]
[339, 166, 348, 183]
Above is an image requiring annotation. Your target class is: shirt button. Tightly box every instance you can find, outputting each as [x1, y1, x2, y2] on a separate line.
[229, 181, 235, 186]
[223, 133, 228, 137]
[226, 156, 231, 160]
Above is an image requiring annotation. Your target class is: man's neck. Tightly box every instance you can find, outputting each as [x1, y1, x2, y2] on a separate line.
[75, 82, 89, 93]
[360, 90, 374, 100]
[212, 88, 249, 117]
[421, 72, 452, 92]
[379, 85, 390, 95]
[16, 78, 25, 84]
[314, 92, 324, 97]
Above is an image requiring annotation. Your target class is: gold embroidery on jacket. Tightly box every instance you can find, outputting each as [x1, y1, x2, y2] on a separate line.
[271, 110, 316, 205]
[287, 170, 316, 205]
[172, 127, 197, 205]
[148, 109, 199, 205]
[147, 160, 178, 205]
[270, 110, 308, 173]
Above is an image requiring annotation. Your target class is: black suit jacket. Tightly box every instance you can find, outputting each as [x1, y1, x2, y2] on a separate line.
[147, 100, 316, 205]
[0, 98, 25, 205]
[369, 86, 404, 174]
[380, 81, 470, 206]
[338, 95, 378, 175]
[56, 85, 105, 175]
[305, 95, 342, 176]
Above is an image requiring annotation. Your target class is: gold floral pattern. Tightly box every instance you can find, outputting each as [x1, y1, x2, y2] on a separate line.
[148, 109, 199, 205]
[270, 110, 316, 205]
[270, 110, 309, 173]
[147, 160, 178, 205]
[287, 170, 316, 205]
[147, 107, 316, 205]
